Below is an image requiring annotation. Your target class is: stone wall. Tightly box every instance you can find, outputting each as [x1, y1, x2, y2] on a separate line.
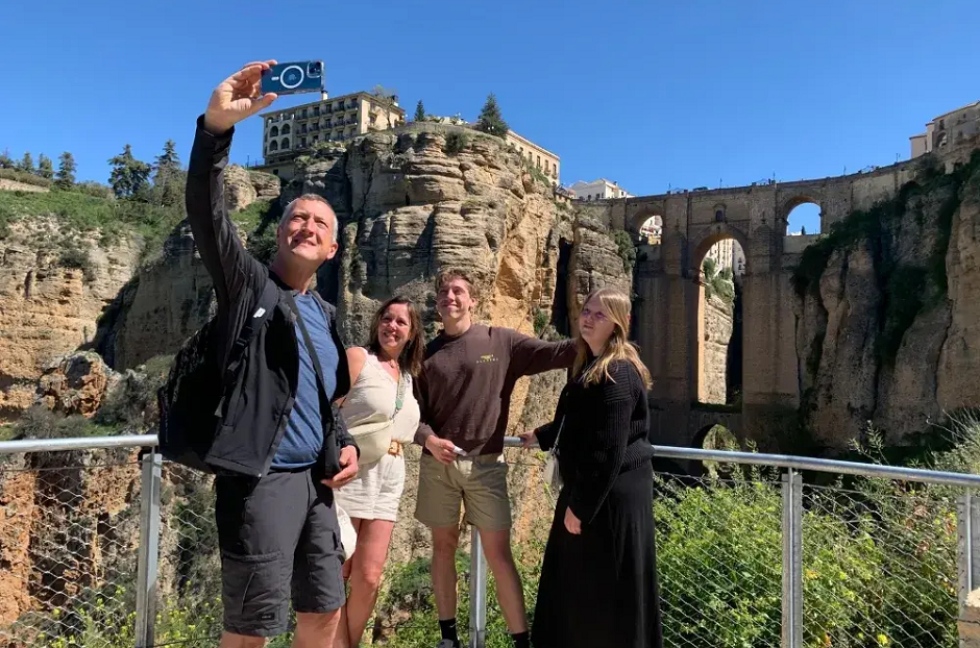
[961, 589, 980, 646]
[702, 295, 734, 404]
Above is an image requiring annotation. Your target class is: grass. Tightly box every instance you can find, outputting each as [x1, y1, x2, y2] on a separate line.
[0, 187, 182, 254]
[0, 168, 52, 188]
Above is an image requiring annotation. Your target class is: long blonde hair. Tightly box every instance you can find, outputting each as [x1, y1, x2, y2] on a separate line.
[573, 287, 653, 389]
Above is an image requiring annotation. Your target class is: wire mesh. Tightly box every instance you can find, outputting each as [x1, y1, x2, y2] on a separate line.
[801, 479, 959, 648]
[653, 468, 784, 647]
[0, 444, 972, 648]
[151, 462, 223, 647]
[0, 451, 142, 648]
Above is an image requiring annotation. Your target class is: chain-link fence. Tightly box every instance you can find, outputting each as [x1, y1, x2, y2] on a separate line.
[800, 479, 959, 648]
[653, 468, 784, 647]
[0, 448, 143, 648]
[2, 436, 980, 648]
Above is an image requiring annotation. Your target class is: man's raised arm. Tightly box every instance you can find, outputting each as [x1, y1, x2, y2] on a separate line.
[508, 330, 577, 377]
[185, 61, 279, 306]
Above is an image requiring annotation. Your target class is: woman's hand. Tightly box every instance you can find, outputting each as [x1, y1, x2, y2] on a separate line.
[518, 430, 537, 450]
[564, 507, 582, 535]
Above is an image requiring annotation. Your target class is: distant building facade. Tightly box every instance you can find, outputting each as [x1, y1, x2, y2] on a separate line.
[568, 178, 633, 201]
[910, 100, 980, 158]
[505, 130, 560, 186]
[257, 91, 406, 180]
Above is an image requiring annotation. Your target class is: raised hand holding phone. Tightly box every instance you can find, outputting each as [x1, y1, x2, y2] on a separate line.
[203, 60, 280, 136]
[260, 61, 325, 96]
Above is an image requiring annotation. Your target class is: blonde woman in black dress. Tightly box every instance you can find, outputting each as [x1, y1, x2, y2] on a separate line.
[521, 286, 663, 648]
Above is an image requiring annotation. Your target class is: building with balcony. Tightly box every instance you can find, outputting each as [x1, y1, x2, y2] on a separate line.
[567, 178, 633, 201]
[505, 130, 560, 186]
[257, 91, 406, 180]
[910, 100, 980, 158]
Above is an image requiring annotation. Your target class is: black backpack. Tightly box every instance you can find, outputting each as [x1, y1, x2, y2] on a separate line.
[157, 281, 279, 473]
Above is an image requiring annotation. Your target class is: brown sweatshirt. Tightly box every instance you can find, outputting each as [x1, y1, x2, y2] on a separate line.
[413, 324, 577, 456]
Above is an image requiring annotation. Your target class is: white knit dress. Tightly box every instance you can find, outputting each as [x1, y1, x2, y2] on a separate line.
[334, 351, 421, 522]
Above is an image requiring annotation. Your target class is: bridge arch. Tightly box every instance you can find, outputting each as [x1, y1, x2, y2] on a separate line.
[629, 207, 666, 241]
[689, 222, 749, 277]
[780, 194, 824, 235]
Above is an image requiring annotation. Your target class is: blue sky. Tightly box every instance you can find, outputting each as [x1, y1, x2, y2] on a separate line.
[2, 0, 978, 235]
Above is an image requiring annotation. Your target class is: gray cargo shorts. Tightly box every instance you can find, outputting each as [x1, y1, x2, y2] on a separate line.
[214, 467, 346, 637]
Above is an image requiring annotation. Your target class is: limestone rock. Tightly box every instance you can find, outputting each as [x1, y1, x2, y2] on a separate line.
[796, 162, 980, 447]
[0, 218, 141, 422]
[34, 351, 118, 417]
[223, 165, 281, 212]
[703, 296, 734, 404]
[93, 221, 217, 371]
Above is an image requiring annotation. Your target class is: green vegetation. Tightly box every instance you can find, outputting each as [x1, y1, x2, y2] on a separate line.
[702, 257, 735, 303]
[413, 99, 426, 122]
[611, 230, 637, 274]
[443, 131, 470, 156]
[0, 167, 52, 188]
[532, 307, 550, 336]
[475, 93, 509, 138]
[527, 163, 550, 188]
[8, 406, 119, 440]
[792, 150, 980, 366]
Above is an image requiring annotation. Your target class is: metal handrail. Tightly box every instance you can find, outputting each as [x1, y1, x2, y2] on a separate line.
[500, 436, 980, 488]
[4, 433, 979, 488]
[0, 434, 157, 455]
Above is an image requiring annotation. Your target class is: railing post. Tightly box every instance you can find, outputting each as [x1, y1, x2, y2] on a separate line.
[781, 468, 803, 648]
[957, 489, 980, 615]
[134, 451, 162, 648]
[468, 525, 488, 648]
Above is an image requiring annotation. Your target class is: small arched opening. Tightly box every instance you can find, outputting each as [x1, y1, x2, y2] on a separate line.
[784, 197, 822, 236]
[638, 214, 663, 245]
[691, 226, 747, 409]
[687, 423, 739, 479]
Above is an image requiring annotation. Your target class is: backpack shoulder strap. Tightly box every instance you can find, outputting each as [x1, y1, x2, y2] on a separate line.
[223, 278, 280, 382]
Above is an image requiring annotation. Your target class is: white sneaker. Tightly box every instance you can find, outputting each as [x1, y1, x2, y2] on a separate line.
[436, 641, 460, 648]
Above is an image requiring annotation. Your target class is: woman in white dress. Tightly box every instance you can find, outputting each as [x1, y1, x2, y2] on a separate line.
[334, 296, 424, 648]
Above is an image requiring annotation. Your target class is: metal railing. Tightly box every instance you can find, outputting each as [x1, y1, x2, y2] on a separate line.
[2, 434, 980, 648]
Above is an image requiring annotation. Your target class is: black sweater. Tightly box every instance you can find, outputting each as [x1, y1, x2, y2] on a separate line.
[536, 358, 655, 525]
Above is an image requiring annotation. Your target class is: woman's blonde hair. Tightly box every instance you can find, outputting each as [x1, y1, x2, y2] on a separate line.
[573, 287, 653, 389]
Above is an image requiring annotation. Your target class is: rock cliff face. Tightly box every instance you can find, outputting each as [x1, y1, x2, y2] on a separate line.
[703, 296, 734, 404]
[0, 218, 141, 422]
[794, 153, 980, 447]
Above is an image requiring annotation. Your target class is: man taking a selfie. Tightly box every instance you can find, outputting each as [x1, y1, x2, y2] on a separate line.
[186, 60, 359, 648]
[413, 269, 576, 648]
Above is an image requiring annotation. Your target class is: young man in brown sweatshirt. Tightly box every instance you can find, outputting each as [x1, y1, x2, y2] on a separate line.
[413, 269, 577, 648]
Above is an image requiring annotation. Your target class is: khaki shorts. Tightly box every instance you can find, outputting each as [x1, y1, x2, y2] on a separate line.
[414, 452, 511, 531]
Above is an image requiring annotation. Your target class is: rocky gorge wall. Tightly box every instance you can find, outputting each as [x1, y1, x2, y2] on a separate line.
[0, 122, 640, 633]
[793, 152, 980, 448]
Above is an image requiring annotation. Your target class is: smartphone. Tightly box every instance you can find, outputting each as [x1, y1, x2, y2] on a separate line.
[260, 61, 325, 96]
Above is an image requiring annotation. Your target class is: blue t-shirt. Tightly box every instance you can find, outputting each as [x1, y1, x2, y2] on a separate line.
[271, 293, 340, 469]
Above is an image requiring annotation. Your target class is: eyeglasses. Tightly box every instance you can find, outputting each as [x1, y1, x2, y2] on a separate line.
[581, 307, 608, 322]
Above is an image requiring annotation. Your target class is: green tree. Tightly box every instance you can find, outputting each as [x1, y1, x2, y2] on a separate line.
[152, 139, 184, 207]
[56, 152, 76, 188]
[37, 154, 54, 180]
[476, 93, 509, 137]
[108, 144, 152, 199]
[18, 152, 34, 174]
[0, 149, 13, 169]
[413, 100, 426, 122]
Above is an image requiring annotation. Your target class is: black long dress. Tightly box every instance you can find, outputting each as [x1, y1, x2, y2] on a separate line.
[531, 358, 663, 648]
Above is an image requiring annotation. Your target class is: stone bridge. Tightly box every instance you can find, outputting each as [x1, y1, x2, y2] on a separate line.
[590, 156, 928, 453]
